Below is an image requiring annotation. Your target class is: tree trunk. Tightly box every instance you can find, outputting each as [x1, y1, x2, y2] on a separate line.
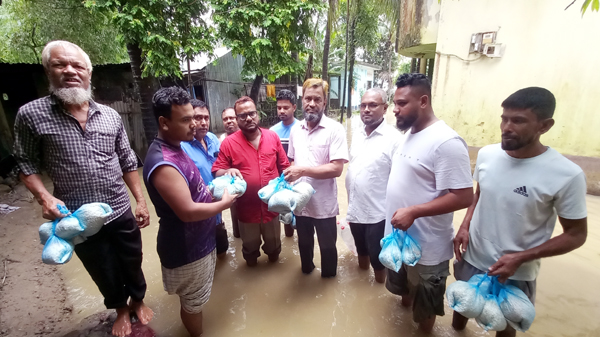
[249, 74, 263, 106]
[340, 0, 350, 123]
[291, 51, 299, 96]
[304, 53, 313, 82]
[127, 43, 157, 155]
[322, 0, 333, 113]
[346, 18, 357, 118]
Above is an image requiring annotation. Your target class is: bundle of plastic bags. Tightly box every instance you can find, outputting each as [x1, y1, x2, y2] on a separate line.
[209, 175, 247, 200]
[39, 203, 113, 265]
[446, 273, 535, 332]
[497, 283, 536, 331]
[258, 174, 315, 228]
[446, 273, 492, 318]
[378, 229, 422, 272]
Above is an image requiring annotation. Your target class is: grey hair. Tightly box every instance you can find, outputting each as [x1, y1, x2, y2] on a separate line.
[42, 41, 93, 73]
[365, 87, 388, 103]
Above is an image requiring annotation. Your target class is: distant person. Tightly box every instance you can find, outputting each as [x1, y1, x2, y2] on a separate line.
[181, 99, 229, 258]
[284, 78, 349, 278]
[346, 88, 403, 284]
[212, 96, 290, 266]
[270, 89, 299, 237]
[218, 107, 239, 142]
[219, 106, 241, 238]
[451, 87, 587, 337]
[143, 87, 237, 337]
[13, 40, 153, 337]
[385, 73, 473, 333]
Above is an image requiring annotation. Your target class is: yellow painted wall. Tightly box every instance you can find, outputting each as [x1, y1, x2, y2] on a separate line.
[432, 0, 600, 157]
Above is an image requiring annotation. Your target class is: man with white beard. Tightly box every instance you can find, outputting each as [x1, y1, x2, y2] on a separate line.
[13, 40, 153, 337]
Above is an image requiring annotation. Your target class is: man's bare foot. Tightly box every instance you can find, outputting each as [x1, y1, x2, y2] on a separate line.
[113, 307, 132, 337]
[130, 300, 154, 325]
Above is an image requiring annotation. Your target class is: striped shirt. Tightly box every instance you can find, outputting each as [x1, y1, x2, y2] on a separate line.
[13, 95, 138, 222]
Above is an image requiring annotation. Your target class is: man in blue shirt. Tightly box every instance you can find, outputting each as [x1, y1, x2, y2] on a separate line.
[270, 89, 299, 237]
[181, 99, 229, 258]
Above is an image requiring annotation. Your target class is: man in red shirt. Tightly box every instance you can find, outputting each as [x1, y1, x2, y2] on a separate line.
[212, 96, 290, 266]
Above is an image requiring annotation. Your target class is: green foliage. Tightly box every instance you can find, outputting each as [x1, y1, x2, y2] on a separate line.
[581, 0, 600, 14]
[0, 0, 127, 65]
[85, 0, 216, 78]
[210, 0, 324, 80]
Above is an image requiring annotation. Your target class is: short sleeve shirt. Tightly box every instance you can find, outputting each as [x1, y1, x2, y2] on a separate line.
[288, 115, 349, 219]
[346, 122, 403, 223]
[385, 120, 473, 266]
[464, 144, 587, 281]
[270, 119, 298, 156]
[212, 129, 290, 223]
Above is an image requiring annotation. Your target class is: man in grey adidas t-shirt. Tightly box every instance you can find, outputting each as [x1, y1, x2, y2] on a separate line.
[452, 87, 588, 337]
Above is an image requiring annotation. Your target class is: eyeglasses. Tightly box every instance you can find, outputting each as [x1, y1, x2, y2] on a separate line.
[359, 103, 385, 110]
[236, 111, 257, 120]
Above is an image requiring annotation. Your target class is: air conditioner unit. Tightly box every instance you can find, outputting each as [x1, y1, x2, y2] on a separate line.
[483, 43, 503, 58]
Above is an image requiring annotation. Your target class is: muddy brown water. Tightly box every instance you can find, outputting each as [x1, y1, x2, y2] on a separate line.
[60, 114, 600, 336]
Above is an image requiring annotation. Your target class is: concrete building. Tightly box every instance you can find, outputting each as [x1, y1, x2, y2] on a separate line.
[397, 0, 600, 157]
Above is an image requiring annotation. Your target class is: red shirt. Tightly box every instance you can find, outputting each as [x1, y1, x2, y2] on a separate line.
[212, 128, 290, 223]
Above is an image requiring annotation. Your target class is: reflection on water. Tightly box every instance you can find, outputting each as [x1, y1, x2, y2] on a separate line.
[61, 113, 600, 336]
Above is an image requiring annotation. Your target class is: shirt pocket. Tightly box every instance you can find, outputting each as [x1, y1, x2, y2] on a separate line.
[307, 144, 329, 164]
[260, 148, 279, 175]
[90, 131, 116, 154]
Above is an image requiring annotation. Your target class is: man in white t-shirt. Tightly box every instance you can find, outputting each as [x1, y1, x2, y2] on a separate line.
[385, 73, 473, 333]
[451, 87, 588, 337]
[346, 88, 403, 284]
[271, 89, 299, 237]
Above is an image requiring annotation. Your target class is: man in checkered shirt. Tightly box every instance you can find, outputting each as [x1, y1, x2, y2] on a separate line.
[13, 40, 153, 337]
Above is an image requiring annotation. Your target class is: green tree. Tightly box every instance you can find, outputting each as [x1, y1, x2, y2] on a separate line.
[363, 19, 399, 95]
[85, 0, 216, 146]
[342, 0, 380, 116]
[322, 0, 338, 85]
[0, 0, 127, 64]
[210, 0, 323, 104]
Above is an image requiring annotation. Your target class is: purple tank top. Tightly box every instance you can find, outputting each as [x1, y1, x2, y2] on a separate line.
[143, 138, 216, 269]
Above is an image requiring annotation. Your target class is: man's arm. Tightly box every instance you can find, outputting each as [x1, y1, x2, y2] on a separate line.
[19, 172, 67, 220]
[391, 187, 473, 231]
[488, 217, 587, 282]
[453, 184, 480, 261]
[275, 137, 291, 174]
[122, 170, 150, 228]
[283, 159, 344, 182]
[151, 165, 236, 222]
[13, 109, 66, 220]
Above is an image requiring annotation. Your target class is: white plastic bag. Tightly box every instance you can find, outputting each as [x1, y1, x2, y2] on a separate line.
[337, 217, 357, 256]
[73, 203, 113, 238]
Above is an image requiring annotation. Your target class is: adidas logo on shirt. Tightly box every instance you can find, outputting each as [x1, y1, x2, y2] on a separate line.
[513, 186, 529, 197]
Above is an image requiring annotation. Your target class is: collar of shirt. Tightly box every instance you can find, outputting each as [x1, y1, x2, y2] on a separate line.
[361, 120, 384, 137]
[48, 94, 102, 118]
[189, 134, 218, 155]
[300, 114, 335, 133]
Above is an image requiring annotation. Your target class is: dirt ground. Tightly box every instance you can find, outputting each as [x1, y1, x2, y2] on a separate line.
[0, 184, 75, 336]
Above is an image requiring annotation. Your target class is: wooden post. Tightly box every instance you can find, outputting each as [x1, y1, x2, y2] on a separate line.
[0, 100, 14, 153]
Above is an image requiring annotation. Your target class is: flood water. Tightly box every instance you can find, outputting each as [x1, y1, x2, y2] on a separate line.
[60, 113, 600, 337]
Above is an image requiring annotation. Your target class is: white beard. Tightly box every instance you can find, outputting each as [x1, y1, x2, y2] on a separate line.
[51, 86, 92, 105]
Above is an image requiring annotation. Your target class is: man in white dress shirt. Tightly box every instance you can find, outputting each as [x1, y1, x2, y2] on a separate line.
[346, 88, 403, 283]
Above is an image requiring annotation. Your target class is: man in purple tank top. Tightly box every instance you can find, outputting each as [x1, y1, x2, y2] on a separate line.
[143, 87, 237, 337]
